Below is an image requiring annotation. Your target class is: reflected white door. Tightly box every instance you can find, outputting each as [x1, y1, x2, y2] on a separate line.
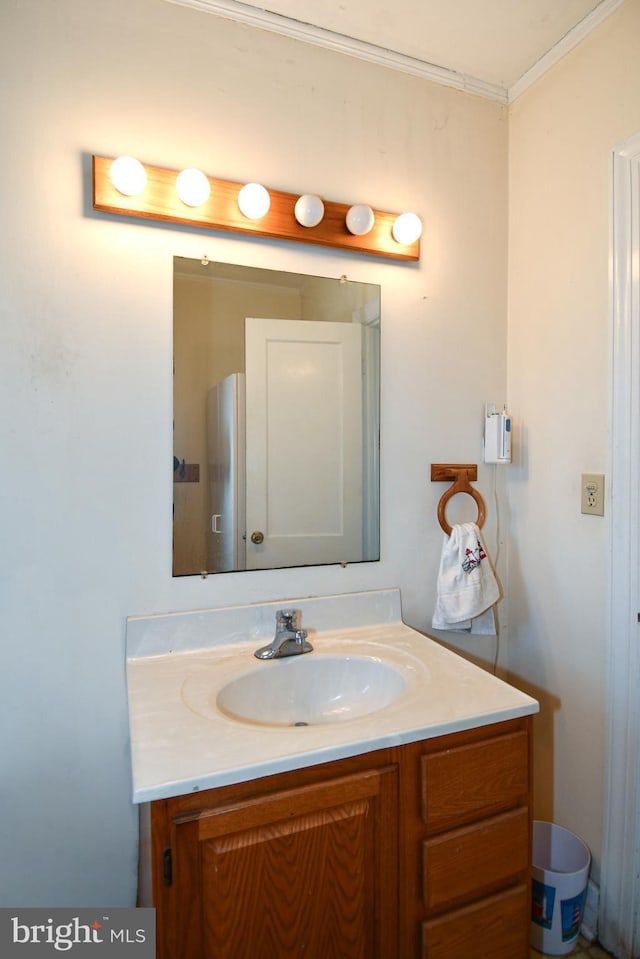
[244, 317, 363, 569]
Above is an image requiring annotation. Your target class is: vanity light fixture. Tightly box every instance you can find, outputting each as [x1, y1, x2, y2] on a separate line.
[176, 167, 211, 207]
[110, 156, 147, 197]
[294, 194, 325, 228]
[392, 212, 423, 245]
[92, 155, 421, 261]
[237, 182, 270, 220]
[346, 204, 375, 236]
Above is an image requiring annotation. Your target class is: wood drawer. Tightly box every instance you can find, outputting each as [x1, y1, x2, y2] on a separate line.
[422, 883, 529, 959]
[421, 730, 529, 834]
[423, 806, 529, 914]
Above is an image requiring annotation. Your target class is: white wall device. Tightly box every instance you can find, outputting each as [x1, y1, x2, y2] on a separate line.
[484, 403, 512, 464]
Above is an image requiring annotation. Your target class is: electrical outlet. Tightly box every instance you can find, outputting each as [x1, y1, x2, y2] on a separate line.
[581, 473, 605, 516]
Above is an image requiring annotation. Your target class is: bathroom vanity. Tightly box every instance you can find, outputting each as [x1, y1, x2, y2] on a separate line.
[126, 589, 538, 959]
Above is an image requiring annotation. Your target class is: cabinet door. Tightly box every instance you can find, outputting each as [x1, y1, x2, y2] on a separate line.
[165, 766, 398, 959]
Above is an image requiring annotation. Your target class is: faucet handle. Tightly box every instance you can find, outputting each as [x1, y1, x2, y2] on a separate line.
[276, 608, 301, 630]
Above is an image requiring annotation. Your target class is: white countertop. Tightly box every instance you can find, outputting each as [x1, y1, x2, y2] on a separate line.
[126, 589, 538, 803]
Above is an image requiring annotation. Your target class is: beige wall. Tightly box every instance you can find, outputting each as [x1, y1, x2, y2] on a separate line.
[0, 0, 507, 904]
[507, 0, 640, 881]
[7, 0, 637, 912]
[5, 0, 637, 912]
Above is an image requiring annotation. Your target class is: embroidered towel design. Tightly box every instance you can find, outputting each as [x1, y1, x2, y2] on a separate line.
[432, 522, 500, 634]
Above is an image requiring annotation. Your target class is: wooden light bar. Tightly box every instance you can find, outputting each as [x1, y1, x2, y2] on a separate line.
[92, 155, 420, 261]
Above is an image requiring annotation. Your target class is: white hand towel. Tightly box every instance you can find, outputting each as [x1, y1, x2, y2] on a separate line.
[431, 522, 500, 634]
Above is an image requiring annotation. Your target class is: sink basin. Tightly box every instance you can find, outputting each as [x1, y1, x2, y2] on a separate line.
[215, 654, 406, 726]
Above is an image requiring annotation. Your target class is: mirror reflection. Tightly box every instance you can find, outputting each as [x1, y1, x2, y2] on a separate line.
[173, 257, 380, 575]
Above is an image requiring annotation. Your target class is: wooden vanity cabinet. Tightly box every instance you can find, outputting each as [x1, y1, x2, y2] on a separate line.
[149, 716, 532, 959]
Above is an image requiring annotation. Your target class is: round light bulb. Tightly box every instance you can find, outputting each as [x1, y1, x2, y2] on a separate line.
[238, 182, 270, 220]
[345, 204, 375, 236]
[392, 212, 423, 244]
[110, 156, 147, 197]
[294, 194, 325, 228]
[176, 168, 210, 207]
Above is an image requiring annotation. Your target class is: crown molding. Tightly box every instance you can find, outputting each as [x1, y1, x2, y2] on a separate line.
[165, 0, 624, 106]
[164, 0, 509, 103]
[508, 0, 626, 102]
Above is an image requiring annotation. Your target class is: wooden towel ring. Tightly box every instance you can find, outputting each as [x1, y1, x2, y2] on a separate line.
[431, 463, 486, 536]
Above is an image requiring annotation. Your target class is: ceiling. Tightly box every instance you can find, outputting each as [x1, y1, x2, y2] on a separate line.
[168, 0, 623, 101]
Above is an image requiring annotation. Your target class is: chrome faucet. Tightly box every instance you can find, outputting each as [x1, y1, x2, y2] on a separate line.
[254, 608, 313, 660]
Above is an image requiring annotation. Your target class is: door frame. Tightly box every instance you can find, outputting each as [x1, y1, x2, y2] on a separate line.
[600, 130, 640, 959]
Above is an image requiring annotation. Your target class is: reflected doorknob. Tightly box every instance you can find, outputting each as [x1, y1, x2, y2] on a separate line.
[250, 531, 265, 544]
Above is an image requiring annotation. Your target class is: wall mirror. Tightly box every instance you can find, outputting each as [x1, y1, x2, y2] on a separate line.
[173, 257, 381, 575]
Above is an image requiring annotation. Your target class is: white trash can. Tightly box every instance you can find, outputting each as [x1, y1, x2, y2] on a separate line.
[531, 821, 591, 955]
